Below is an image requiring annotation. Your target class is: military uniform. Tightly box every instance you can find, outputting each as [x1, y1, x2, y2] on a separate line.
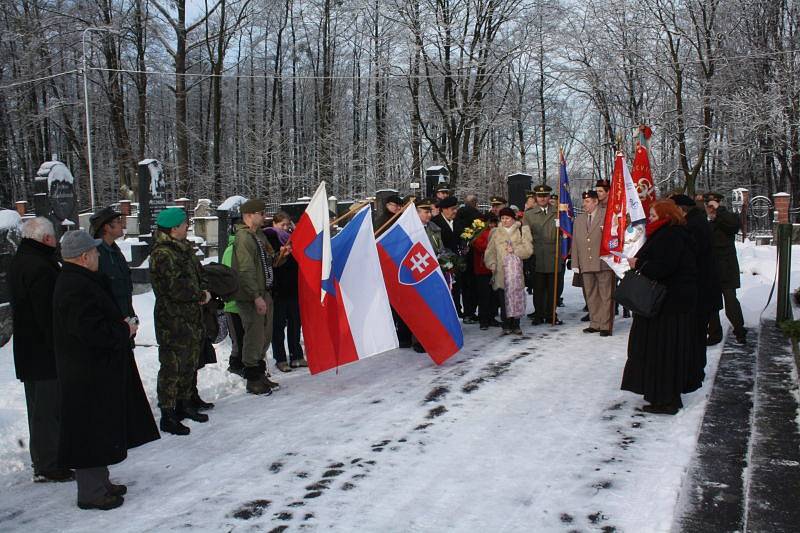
[571, 201, 614, 334]
[232, 220, 286, 379]
[705, 193, 746, 342]
[523, 184, 564, 323]
[150, 230, 206, 411]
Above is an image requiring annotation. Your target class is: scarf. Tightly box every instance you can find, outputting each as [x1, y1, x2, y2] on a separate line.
[251, 233, 274, 290]
[645, 217, 670, 238]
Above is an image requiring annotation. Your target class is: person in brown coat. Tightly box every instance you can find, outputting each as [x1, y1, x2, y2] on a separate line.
[571, 191, 615, 336]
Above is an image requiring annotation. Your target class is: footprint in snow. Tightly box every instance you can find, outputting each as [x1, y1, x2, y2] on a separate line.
[228, 499, 271, 520]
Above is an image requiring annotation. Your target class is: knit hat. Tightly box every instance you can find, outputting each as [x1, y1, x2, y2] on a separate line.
[60, 230, 102, 259]
[498, 207, 516, 219]
[156, 207, 187, 229]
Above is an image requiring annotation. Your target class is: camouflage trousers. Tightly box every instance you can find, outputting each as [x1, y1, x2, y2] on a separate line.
[156, 325, 203, 409]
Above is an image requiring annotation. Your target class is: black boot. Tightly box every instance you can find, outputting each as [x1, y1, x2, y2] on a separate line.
[160, 408, 190, 435]
[190, 392, 215, 411]
[177, 400, 209, 423]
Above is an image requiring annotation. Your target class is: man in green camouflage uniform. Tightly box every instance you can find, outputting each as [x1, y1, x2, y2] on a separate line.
[149, 207, 211, 435]
[523, 184, 564, 325]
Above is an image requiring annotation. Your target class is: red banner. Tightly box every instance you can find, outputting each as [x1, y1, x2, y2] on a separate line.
[631, 143, 656, 216]
[600, 153, 627, 262]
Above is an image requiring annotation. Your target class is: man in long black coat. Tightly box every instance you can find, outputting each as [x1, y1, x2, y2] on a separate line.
[432, 196, 466, 316]
[53, 230, 159, 510]
[671, 194, 722, 386]
[705, 192, 746, 344]
[9, 217, 72, 483]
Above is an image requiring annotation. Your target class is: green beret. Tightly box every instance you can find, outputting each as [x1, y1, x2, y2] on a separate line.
[240, 199, 266, 214]
[156, 207, 186, 229]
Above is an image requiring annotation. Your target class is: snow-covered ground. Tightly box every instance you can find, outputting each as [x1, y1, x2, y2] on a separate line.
[0, 241, 793, 532]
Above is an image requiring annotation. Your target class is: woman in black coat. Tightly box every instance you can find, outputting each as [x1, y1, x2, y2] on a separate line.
[53, 232, 159, 510]
[621, 200, 701, 415]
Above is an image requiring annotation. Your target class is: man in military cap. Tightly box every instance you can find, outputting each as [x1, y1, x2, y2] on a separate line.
[489, 196, 507, 217]
[595, 179, 611, 208]
[149, 207, 211, 435]
[523, 184, 564, 325]
[435, 183, 451, 201]
[704, 192, 746, 345]
[571, 191, 614, 336]
[432, 195, 465, 316]
[417, 198, 442, 254]
[232, 199, 292, 394]
[375, 194, 403, 230]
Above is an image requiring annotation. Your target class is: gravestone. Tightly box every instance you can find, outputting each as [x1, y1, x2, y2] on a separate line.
[425, 166, 449, 199]
[0, 210, 22, 347]
[507, 172, 533, 212]
[35, 161, 78, 238]
[137, 159, 167, 239]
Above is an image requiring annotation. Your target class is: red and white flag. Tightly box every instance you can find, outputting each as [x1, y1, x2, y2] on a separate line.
[600, 152, 647, 263]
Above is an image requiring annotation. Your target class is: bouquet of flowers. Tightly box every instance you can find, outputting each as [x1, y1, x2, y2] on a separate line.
[460, 218, 488, 245]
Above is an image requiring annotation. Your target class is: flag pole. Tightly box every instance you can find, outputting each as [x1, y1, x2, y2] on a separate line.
[552, 147, 562, 325]
[329, 200, 371, 227]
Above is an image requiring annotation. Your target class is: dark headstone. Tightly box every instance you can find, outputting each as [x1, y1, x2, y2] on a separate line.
[425, 166, 449, 199]
[507, 173, 533, 211]
[35, 161, 78, 238]
[280, 201, 310, 224]
[138, 159, 167, 237]
[0, 210, 22, 304]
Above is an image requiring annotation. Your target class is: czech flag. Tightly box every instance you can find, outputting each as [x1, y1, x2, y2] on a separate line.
[327, 206, 398, 369]
[376, 206, 463, 364]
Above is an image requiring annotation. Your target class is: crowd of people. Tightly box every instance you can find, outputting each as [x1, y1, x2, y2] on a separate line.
[6, 181, 746, 510]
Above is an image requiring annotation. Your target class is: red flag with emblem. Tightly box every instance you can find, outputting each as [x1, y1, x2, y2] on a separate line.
[632, 127, 656, 215]
[600, 153, 628, 262]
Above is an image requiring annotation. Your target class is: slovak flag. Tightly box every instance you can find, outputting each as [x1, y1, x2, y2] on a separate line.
[293, 182, 338, 374]
[376, 206, 463, 364]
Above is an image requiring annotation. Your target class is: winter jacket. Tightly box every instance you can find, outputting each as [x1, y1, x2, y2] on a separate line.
[264, 227, 299, 298]
[53, 262, 159, 469]
[221, 234, 239, 313]
[471, 228, 492, 276]
[685, 207, 723, 314]
[634, 223, 697, 315]
[231, 224, 285, 302]
[97, 240, 134, 317]
[425, 221, 443, 256]
[9, 238, 60, 381]
[149, 231, 206, 349]
[484, 222, 534, 290]
[709, 206, 741, 289]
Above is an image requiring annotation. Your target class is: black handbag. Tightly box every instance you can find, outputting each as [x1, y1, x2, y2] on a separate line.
[615, 268, 666, 318]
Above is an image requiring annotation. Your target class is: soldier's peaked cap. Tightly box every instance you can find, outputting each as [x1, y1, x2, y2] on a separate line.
[582, 190, 599, 199]
[490, 196, 507, 205]
[704, 192, 724, 202]
[240, 199, 266, 214]
[533, 184, 552, 195]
